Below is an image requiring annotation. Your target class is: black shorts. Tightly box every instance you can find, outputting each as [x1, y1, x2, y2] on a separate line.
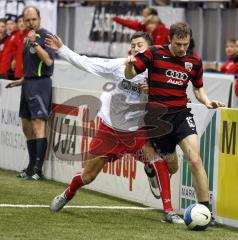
[19, 77, 52, 120]
[150, 108, 197, 155]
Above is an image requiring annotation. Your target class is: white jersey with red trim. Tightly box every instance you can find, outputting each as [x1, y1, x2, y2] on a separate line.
[57, 45, 148, 131]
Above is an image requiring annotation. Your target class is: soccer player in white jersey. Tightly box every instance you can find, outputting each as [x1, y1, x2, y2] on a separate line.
[45, 32, 184, 224]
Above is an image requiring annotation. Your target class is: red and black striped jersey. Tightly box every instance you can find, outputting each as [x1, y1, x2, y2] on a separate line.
[134, 45, 203, 109]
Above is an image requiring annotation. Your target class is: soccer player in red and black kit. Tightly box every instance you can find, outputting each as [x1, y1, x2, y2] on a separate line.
[125, 22, 225, 226]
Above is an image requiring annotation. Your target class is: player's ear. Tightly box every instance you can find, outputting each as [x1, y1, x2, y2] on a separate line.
[168, 35, 172, 43]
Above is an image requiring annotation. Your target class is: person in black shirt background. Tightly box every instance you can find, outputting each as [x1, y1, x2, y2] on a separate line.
[6, 6, 55, 180]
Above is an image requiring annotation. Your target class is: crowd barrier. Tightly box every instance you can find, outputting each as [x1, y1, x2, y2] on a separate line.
[0, 68, 238, 228]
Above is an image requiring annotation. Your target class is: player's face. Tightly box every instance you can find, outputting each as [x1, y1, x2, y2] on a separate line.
[130, 37, 149, 56]
[145, 22, 157, 33]
[24, 9, 41, 31]
[17, 17, 26, 32]
[169, 35, 190, 57]
[225, 42, 236, 58]
[6, 20, 17, 35]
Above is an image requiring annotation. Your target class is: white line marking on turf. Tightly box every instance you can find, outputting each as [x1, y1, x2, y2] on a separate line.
[0, 204, 154, 210]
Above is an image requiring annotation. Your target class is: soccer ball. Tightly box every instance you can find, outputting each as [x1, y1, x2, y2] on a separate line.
[184, 204, 211, 231]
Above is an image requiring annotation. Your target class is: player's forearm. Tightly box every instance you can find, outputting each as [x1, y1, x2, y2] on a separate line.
[193, 87, 210, 106]
[57, 45, 88, 72]
[34, 45, 53, 66]
[125, 64, 137, 79]
[112, 17, 143, 31]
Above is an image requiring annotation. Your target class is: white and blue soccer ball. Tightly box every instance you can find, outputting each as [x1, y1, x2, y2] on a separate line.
[184, 203, 211, 231]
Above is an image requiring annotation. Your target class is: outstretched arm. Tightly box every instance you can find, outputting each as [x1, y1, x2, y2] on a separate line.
[193, 87, 225, 109]
[112, 17, 144, 31]
[45, 34, 123, 80]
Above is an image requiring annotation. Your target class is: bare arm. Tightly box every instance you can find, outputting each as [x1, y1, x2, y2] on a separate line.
[193, 87, 225, 109]
[5, 78, 24, 88]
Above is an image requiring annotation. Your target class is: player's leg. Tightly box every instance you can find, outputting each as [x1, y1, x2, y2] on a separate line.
[178, 134, 209, 202]
[163, 152, 179, 175]
[17, 118, 37, 178]
[176, 109, 216, 226]
[28, 77, 52, 180]
[31, 118, 47, 179]
[142, 143, 184, 224]
[50, 156, 109, 212]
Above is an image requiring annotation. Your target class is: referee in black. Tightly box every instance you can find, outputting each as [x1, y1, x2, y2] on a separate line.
[6, 6, 55, 180]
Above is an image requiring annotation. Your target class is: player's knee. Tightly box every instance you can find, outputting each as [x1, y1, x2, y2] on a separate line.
[22, 125, 28, 136]
[188, 156, 203, 172]
[167, 164, 179, 174]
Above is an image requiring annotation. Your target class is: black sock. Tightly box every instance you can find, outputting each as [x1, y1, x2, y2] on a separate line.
[26, 139, 36, 175]
[199, 201, 211, 211]
[34, 138, 47, 175]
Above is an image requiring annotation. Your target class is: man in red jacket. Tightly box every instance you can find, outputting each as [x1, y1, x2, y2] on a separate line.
[112, 7, 169, 45]
[11, 15, 28, 79]
[0, 14, 18, 79]
[0, 18, 8, 69]
[112, 7, 157, 32]
[220, 39, 238, 74]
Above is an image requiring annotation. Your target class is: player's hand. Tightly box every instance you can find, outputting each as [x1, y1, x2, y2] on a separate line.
[206, 100, 225, 109]
[5, 79, 24, 88]
[140, 78, 149, 94]
[45, 34, 63, 51]
[126, 55, 136, 66]
[28, 30, 36, 42]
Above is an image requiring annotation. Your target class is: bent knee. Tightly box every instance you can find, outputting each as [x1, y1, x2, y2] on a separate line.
[167, 164, 179, 174]
[188, 157, 203, 171]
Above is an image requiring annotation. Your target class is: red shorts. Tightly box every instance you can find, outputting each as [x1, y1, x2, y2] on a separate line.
[89, 120, 147, 161]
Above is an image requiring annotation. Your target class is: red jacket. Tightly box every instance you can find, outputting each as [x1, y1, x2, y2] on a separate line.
[151, 24, 169, 45]
[112, 17, 169, 45]
[0, 30, 18, 78]
[0, 35, 10, 73]
[220, 59, 238, 74]
[14, 30, 28, 79]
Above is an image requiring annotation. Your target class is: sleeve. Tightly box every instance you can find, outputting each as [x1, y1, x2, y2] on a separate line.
[220, 62, 227, 73]
[225, 62, 238, 74]
[134, 47, 153, 74]
[191, 59, 203, 88]
[57, 45, 123, 80]
[112, 17, 144, 31]
[0, 36, 16, 75]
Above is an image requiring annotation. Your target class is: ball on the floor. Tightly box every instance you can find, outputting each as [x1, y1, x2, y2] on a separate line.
[184, 203, 211, 231]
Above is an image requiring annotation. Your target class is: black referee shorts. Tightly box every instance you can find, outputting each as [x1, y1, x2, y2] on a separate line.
[150, 108, 197, 155]
[19, 77, 52, 120]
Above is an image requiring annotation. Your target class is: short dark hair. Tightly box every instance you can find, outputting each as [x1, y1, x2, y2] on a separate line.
[226, 39, 236, 44]
[17, 14, 23, 22]
[147, 8, 158, 16]
[130, 31, 153, 46]
[169, 22, 192, 40]
[22, 6, 41, 18]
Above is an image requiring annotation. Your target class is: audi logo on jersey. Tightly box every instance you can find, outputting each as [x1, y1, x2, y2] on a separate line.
[165, 70, 188, 81]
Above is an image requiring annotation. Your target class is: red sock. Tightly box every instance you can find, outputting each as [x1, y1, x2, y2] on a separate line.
[65, 172, 85, 200]
[150, 159, 173, 213]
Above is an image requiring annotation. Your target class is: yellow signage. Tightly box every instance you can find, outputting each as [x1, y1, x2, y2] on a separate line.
[217, 109, 238, 219]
